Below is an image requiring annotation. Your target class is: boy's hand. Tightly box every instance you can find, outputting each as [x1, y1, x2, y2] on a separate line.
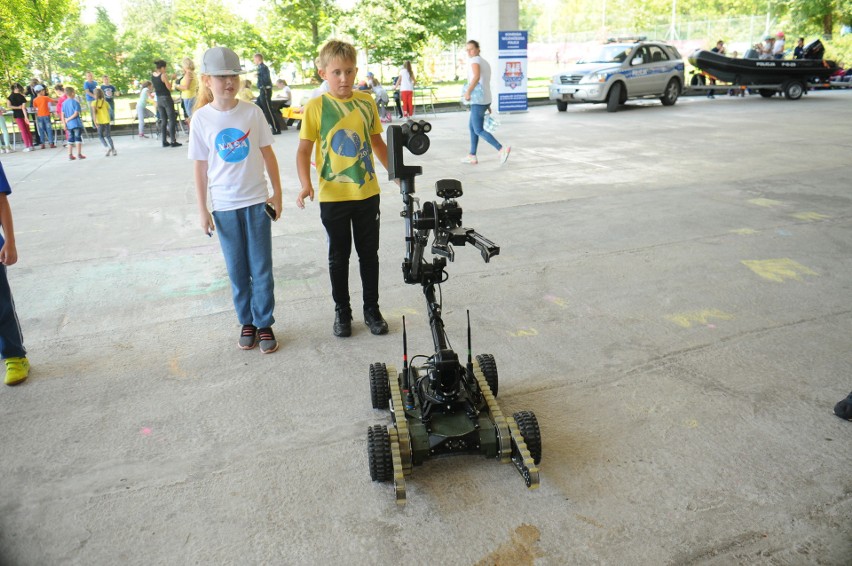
[0, 242, 18, 266]
[296, 187, 314, 209]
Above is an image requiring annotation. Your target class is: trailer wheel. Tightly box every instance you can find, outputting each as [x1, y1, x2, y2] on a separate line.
[556, 100, 568, 112]
[690, 74, 706, 87]
[783, 81, 805, 100]
[606, 82, 623, 113]
[367, 425, 393, 482]
[369, 363, 390, 410]
[759, 89, 775, 98]
[660, 78, 680, 106]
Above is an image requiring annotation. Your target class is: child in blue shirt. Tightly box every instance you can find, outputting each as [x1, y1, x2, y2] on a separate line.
[0, 161, 28, 385]
[61, 87, 86, 160]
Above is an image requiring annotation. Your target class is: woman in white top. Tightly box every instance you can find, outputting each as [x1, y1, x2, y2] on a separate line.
[275, 79, 292, 105]
[461, 40, 510, 165]
[394, 61, 415, 117]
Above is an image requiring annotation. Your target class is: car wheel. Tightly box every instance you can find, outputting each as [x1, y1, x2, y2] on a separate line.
[556, 100, 568, 112]
[660, 78, 680, 106]
[606, 82, 622, 112]
[783, 80, 805, 100]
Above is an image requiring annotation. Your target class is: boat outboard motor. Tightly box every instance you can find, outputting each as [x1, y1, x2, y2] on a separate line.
[803, 39, 825, 60]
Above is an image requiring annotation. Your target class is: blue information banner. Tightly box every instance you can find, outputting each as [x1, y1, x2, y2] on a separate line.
[497, 30, 528, 112]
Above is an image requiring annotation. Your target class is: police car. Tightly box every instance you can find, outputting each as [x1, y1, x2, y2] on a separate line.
[549, 39, 685, 112]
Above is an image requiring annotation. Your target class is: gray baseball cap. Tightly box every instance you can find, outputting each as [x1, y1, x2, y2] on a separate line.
[201, 47, 245, 75]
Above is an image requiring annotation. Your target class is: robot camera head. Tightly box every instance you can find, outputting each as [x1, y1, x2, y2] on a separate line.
[400, 119, 432, 155]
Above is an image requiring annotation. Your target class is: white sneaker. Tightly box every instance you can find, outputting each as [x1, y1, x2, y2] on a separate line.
[1, 148, 6, 154]
[460, 155, 478, 164]
[498, 146, 511, 165]
[106, 148, 111, 157]
[23, 147, 32, 152]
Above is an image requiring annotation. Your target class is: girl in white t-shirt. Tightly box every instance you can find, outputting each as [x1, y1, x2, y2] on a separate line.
[394, 61, 415, 117]
[462, 40, 510, 166]
[189, 46, 284, 354]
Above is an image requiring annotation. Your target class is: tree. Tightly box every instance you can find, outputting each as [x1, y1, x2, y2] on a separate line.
[0, 1, 25, 85]
[2, 0, 81, 83]
[173, 0, 260, 53]
[342, 0, 428, 64]
[65, 7, 127, 87]
[120, 0, 175, 82]
[788, 0, 852, 36]
[266, 0, 339, 81]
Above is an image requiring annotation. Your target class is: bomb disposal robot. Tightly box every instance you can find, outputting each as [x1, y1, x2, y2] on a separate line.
[366, 120, 542, 505]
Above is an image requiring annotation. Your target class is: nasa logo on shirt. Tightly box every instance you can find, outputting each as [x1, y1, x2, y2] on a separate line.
[215, 128, 250, 163]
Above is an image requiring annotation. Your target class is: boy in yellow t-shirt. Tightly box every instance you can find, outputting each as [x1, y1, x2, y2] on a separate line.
[296, 39, 390, 338]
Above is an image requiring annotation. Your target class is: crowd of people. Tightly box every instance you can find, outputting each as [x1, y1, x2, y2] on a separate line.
[3, 76, 126, 158]
[2, 49, 441, 157]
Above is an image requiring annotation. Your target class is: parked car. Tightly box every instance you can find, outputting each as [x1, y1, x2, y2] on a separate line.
[549, 39, 685, 112]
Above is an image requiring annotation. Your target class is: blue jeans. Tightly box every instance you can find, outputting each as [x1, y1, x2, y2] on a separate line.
[0, 264, 26, 359]
[469, 104, 502, 155]
[182, 98, 195, 118]
[67, 127, 82, 143]
[213, 203, 275, 328]
[37, 116, 54, 144]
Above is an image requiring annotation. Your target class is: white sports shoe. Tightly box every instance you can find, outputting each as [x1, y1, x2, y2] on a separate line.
[460, 155, 478, 164]
[498, 146, 511, 165]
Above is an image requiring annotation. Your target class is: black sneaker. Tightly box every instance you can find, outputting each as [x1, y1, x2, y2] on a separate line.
[333, 306, 352, 338]
[257, 327, 279, 354]
[364, 305, 389, 335]
[834, 391, 852, 421]
[238, 324, 258, 350]
[170, 141, 183, 147]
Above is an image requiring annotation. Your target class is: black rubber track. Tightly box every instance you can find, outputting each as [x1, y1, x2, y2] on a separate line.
[369, 362, 390, 410]
[513, 410, 542, 465]
[367, 425, 393, 482]
[476, 354, 498, 397]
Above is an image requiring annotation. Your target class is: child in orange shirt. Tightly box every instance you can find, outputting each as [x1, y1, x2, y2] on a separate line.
[32, 86, 57, 149]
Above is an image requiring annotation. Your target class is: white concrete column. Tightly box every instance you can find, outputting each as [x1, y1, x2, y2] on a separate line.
[465, 0, 520, 108]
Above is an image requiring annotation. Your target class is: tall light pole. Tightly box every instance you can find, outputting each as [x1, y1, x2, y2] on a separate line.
[668, 0, 678, 40]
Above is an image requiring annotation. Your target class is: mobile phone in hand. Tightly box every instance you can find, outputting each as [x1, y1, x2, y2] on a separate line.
[264, 203, 277, 221]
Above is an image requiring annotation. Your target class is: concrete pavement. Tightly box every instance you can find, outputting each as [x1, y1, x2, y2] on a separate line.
[1, 91, 850, 565]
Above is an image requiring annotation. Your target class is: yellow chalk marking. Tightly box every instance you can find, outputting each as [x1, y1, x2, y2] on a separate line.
[748, 198, 786, 208]
[169, 357, 188, 378]
[545, 295, 568, 308]
[665, 309, 734, 328]
[510, 328, 539, 337]
[389, 307, 419, 317]
[575, 514, 605, 529]
[741, 258, 818, 283]
[791, 211, 830, 221]
[730, 228, 759, 235]
[684, 419, 699, 429]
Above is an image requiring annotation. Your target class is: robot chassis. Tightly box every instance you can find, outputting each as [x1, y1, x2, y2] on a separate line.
[366, 120, 542, 504]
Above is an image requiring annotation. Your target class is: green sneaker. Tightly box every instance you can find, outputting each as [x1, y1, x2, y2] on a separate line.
[4, 357, 29, 386]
